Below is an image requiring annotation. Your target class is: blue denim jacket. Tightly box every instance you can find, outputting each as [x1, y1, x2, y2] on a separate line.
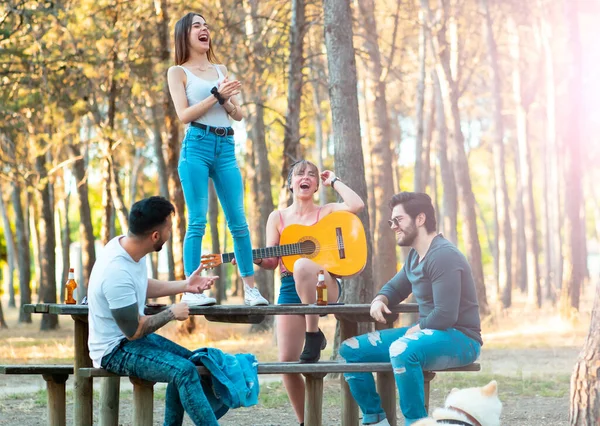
[190, 347, 260, 415]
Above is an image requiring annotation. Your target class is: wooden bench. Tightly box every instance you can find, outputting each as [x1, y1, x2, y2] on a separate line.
[0, 365, 74, 426]
[79, 361, 480, 426]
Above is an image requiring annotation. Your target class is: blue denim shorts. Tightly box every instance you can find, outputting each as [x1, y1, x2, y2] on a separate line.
[277, 275, 342, 304]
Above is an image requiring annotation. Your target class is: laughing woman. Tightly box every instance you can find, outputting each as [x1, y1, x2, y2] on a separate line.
[167, 12, 268, 307]
[255, 160, 364, 425]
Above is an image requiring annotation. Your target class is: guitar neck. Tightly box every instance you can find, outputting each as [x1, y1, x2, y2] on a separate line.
[220, 243, 304, 264]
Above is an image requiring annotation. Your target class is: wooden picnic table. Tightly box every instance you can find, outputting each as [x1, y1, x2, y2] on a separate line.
[23, 302, 419, 426]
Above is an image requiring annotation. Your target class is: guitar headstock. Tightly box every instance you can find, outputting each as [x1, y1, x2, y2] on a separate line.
[200, 254, 223, 269]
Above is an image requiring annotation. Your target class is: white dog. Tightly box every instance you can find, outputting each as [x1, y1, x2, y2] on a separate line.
[413, 380, 502, 426]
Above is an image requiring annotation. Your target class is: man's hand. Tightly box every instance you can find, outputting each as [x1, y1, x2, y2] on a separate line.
[170, 303, 190, 321]
[320, 170, 336, 186]
[405, 324, 421, 335]
[185, 266, 218, 294]
[370, 299, 392, 324]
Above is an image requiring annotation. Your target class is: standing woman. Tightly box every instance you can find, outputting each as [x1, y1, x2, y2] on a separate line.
[167, 12, 268, 306]
[256, 160, 365, 425]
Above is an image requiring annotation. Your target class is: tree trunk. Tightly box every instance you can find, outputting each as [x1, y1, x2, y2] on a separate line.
[431, 70, 457, 244]
[153, 1, 176, 282]
[12, 182, 32, 323]
[414, 9, 429, 193]
[0, 186, 17, 307]
[58, 190, 71, 303]
[70, 143, 96, 297]
[0, 301, 7, 328]
[109, 161, 129, 234]
[509, 17, 541, 306]
[323, 0, 374, 306]
[481, 0, 512, 308]
[208, 182, 225, 304]
[280, 0, 306, 208]
[569, 281, 600, 424]
[560, 0, 585, 317]
[247, 100, 275, 332]
[357, 0, 397, 289]
[36, 152, 58, 331]
[540, 8, 562, 303]
[423, 0, 489, 315]
[159, 0, 185, 282]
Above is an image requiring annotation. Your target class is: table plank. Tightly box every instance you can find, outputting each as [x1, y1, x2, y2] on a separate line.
[26, 303, 419, 317]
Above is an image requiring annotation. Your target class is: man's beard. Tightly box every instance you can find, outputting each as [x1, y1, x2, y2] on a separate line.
[153, 239, 165, 252]
[396, 222, 418, 247]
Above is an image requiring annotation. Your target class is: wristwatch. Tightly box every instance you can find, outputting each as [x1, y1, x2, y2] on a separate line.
[331, 177, 341, 189]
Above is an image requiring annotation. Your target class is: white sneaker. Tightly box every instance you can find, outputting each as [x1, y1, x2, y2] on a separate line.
[181, 292, 217, 306]
[367, 419, 390, 426]
[244, 285, 269, 306]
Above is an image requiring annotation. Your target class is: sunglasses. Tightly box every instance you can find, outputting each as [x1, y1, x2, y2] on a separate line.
[388, 216, 402, 228]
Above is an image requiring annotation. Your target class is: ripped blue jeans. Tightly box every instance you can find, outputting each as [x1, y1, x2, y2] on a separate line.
[339, 326, 481, 425]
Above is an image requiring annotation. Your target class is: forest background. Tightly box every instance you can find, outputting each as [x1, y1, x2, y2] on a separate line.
[0, 0, 599, 421]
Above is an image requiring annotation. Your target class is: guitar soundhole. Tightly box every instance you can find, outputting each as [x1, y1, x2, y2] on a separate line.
[298, 239, 317, 258]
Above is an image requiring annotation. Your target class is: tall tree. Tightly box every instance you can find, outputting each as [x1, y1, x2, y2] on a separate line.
[323, 0, 373, 303]
[422, 0, 489, 315]
[509, 15, 541, 307]
[569, 281, 600, 424]
[280, 0, 306, 207]
[560, 0, 585, 316]
[12, 181, 32, 323]
[159, 0, 186, 281]
[0, 185, 17, 307]
[154, 0, 177, 282]
[480, 0, 512, 308]
[356, 0, 397, 288]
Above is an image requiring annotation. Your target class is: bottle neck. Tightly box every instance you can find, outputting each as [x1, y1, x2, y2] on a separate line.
[68, 272, 75, 280]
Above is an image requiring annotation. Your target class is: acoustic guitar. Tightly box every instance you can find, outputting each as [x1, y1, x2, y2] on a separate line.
[200, 210, 367, 277]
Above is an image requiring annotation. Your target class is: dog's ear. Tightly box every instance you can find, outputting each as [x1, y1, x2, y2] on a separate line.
[482, 380, 498, 397]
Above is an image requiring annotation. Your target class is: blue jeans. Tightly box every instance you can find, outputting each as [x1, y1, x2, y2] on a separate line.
[339, 326, 481, 425]
[178, 125, 253, 278]
[101, 334, 219, 426]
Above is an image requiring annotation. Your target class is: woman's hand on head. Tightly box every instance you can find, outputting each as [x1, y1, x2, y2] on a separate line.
[320, 170, 336, 186]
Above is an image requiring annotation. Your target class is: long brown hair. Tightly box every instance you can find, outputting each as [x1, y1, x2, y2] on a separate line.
[174, 13, 219, 65]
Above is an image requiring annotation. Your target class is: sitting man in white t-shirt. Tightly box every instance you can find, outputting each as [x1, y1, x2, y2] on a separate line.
[88, 196, 220, 425]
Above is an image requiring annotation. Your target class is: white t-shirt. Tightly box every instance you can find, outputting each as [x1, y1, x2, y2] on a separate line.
[88, 236, 148, 368]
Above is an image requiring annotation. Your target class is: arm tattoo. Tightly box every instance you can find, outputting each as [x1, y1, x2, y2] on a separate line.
[137, 308, 176, 338]
[111, 303, 141, 338]
[111, 303, 175, 339]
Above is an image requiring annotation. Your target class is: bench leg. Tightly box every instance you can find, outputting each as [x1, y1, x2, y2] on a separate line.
[130, 377, 155, 426]
[42, 374, 69, 426]
[423, 372, 436, 414]
[99, 376, 120, 426]
[377, 371, 396, 426]
[340, 320, 359, 426]
[304, 373, 326, 426]
[74, 317, 93, 426]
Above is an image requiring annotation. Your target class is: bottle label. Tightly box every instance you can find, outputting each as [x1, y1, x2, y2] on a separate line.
[322, 288, 327, 303]
[68, 272, 75, 279]
[318, 274, 325, 281]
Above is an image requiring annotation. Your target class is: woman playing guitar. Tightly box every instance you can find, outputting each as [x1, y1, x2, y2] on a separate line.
[255, 159, 364, 426]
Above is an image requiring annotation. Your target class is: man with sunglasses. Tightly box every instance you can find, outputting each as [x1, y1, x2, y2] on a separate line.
[339, 192, 482, 426]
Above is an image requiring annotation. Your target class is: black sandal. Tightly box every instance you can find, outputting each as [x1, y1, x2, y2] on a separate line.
[299, 329, 327, 363]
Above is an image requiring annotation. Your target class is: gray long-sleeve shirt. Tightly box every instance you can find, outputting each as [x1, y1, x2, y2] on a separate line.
[377, 234, 482, 345]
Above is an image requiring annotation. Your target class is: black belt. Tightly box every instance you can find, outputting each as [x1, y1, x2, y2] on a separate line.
[190, 121, 234, 136]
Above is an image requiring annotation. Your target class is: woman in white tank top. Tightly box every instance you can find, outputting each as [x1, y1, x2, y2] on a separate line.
[167, 12, 268, 307]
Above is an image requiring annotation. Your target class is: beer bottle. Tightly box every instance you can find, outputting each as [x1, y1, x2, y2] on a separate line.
[316, 270, 327, 306]
[65, 268, 78, 304]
